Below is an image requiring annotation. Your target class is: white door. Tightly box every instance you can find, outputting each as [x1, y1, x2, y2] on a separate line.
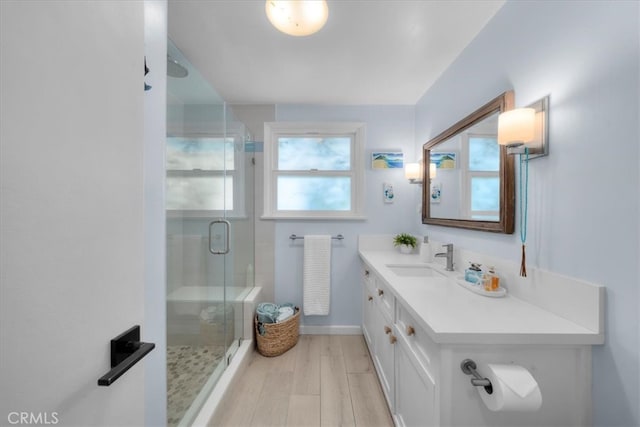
[0, 2, 154, 425]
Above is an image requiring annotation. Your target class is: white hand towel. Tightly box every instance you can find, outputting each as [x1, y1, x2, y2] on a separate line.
[303, 235, 331, 315]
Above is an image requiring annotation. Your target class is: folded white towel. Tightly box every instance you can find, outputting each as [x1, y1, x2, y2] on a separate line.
[303, 235, 331, 315]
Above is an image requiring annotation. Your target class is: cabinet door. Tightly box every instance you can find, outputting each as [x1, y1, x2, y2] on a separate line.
[363, 284, 375, 348]
[395, 339, 437, 427]
[361, 264, 376, 348]
[373, 311, 396, 410]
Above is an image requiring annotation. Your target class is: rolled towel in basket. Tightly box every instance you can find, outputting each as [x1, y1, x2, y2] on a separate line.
[256, 302, 279, 324]
[276, 306, 294, 323]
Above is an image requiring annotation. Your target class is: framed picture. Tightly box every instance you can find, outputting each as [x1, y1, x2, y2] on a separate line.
[431, 151, 457, 169]
[430, 183, 442, 203]
[372, 151, 404, 169]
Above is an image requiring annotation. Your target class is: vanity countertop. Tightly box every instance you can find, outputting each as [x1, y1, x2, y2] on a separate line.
[359, 249, 603, 346]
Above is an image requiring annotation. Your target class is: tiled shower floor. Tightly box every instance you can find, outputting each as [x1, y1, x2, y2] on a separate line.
[167, 345, 225, 427]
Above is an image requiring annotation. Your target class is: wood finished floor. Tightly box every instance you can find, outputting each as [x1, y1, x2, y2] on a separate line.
[210, 335, 394, 427]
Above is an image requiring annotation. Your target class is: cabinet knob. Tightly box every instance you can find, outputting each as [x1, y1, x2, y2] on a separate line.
[407, 326, 415, 336]
[384, 325, 392, 334]
[368, 296, 373, 301]
[389, 334, 397, 344]
[377, 289, 384, 296]
[364, 270, 370, 277]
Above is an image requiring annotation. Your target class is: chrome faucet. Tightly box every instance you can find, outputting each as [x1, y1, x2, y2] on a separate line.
[435, 243, 454, 271]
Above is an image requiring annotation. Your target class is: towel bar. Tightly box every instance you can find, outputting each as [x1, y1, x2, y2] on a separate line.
[289, 234, 344, 240]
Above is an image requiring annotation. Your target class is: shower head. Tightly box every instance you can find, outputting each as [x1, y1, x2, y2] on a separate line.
[167, 56, 189, 78]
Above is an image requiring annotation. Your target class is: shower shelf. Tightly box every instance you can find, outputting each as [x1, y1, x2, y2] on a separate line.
[97, 325, 155, 386]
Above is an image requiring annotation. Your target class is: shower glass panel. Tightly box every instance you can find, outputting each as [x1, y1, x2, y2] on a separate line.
[166, 39, 254, 427]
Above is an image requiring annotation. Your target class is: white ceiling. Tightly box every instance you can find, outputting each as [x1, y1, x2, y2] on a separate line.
[168, 0, 505, 105]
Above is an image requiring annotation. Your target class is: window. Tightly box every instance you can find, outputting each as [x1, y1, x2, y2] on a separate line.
[263, 122, 365, 219]
[166, 136, 245, 216]
[463, 134, 500, 220]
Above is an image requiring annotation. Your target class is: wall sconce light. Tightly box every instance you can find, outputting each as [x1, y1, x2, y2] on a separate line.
[497, 95, 550, 277]
[429, 163, 437, 181]
[265, 0, 329, 37]
[405, 162, 421, 183]
[405, 159, 437, 184]
[497, 95, 549, 160]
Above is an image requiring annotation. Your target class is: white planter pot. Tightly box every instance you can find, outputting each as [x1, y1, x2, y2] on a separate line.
[399, 244, 413, 254]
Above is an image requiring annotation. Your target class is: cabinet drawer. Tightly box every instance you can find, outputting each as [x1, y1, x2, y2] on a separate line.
[396, 304, 438, 373]
[374, 279, 394, 321]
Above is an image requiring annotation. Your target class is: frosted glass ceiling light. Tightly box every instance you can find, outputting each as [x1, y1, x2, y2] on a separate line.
[265, 0, 329, 37]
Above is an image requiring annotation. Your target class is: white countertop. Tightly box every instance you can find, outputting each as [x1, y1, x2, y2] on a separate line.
[359, 249, 603, 346]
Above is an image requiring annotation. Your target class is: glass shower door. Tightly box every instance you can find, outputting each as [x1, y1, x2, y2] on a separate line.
[165, 39, 254, 427]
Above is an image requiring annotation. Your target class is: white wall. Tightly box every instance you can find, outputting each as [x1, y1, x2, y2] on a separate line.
[272, 105, 417, 328]
[144, 1, 168, 426]
[414, 2, 639, 425]
[230, 105, 277, 303]
[1, 1, 147, 425]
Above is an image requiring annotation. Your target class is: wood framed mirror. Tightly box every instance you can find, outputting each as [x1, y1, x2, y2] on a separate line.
[422, 91, 515, 233]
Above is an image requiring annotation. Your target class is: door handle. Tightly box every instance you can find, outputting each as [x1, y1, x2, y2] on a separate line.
[98, 325, 155, 386]
[209, 219, 230, 255]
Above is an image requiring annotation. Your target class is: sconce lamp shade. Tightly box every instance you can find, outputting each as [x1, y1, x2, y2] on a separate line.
[265, 0, 329, 36]
[497, 108, 535, 146]
[405, 162, 421, 181]
[429, 163, 437, 179]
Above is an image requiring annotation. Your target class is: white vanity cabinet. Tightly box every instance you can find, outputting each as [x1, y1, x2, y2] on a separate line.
[359, 253, 602, 427]
[362, 261, 436, 423]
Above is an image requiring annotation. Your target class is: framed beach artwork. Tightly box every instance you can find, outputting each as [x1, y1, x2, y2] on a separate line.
[430, 183, 442, 203]
[372, 151, 404, 169]
[431, 151, 457, 169]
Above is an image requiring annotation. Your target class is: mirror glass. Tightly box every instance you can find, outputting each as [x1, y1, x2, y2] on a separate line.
[422, 91, 515, 233]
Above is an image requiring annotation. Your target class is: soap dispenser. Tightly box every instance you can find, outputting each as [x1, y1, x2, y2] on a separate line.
[419, 236, 431, 262]
[464, 262, 483, 284]
[482, 266, 501, 291]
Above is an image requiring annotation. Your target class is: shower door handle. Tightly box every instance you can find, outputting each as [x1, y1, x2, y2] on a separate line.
[209, 219, 230, 255]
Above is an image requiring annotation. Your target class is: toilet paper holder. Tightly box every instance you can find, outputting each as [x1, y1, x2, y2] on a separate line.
[461, 359, 493, 394]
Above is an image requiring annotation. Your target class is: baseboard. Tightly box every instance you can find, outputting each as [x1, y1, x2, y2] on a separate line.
[299, 324, 362, 335]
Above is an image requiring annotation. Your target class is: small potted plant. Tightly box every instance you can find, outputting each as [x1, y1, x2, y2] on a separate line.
[393, 233, 417, 254]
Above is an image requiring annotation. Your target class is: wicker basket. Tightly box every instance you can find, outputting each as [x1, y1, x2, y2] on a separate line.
[255, 307, 300, 357]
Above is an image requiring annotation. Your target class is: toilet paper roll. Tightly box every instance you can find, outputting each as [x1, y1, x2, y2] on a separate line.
[478, 364, 542, 412]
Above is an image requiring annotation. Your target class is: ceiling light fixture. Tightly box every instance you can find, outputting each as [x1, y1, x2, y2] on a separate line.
[265, 0, 329, 37]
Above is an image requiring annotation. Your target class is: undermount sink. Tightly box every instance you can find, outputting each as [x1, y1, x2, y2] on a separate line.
[386, 264, 442, 277]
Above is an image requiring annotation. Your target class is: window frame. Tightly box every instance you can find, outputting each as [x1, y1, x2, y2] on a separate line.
[461, 132, 500, 220]
[263, 122, 366, 220]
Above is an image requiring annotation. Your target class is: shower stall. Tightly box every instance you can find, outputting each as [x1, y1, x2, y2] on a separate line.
[165, 40, 255, 427]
